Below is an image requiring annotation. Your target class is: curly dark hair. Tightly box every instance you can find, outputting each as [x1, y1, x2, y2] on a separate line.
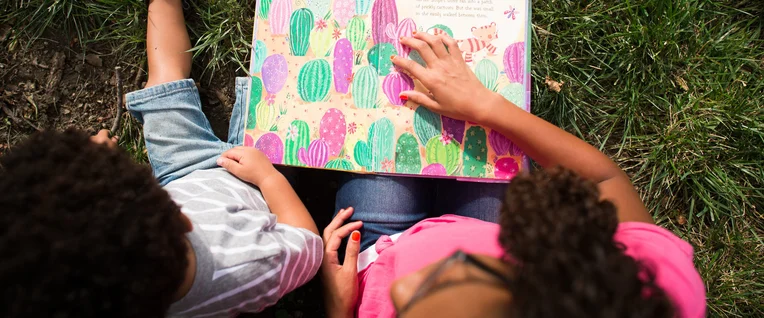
[0, 129, 189, 318]
[499, 167, 674, 317]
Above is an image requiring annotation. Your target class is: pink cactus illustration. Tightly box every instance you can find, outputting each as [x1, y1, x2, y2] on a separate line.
[489, 130, 523, 156]
[244, 134, 255, 147]
[333, 39, 353, 94]
[298, 139, 330, 168]
[319, 108, 347, 157]
[371, 0, 398, 45]
[382, 69, 414, 105]
[385, 18, 416, 57]
[503, 42, 525, 83]
[255, 133, 284, 164]
[333, 0, 355, 28]
[261, 54, 288, 100]
[422, 163, 447, 176]
[269, 0, 292, 35]
[494, 157, 519, 179]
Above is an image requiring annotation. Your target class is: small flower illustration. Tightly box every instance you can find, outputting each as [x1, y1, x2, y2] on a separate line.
[286, 125, 299, 141]
[332, 28, 342, 40]
[440, 133, 453, 145]
[266, 94, 276, 105]
[381, 158, 393, 172]
[348, 122, 357, 134]
[315, 19, 327, 30]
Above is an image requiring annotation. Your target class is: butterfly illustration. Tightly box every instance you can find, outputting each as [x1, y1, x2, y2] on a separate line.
[504, 6, 517, 20]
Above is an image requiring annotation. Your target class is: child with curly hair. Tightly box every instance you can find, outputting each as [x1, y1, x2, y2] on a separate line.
[0, 0, 322, 317]
[319, 31, 706, 317]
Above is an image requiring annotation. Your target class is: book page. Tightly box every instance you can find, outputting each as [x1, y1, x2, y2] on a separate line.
[245, 0, 530, 181]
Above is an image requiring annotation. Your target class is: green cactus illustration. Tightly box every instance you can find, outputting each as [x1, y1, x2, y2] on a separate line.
[246, 99, 261, 131]
[427, 24, 453, 37]
[367, 43, 397, 76]
[258, 0, 272, 19]
[352, 66, 379, 109]
[499, 83, 525, 109]
[248, 77, 264, 128]
[285, 120, 311, 166]
[395, 132, 421, 174]
[368, 118, 395, 172]
[297, 59, 332, 102]
[256, 101, 278, 131]
[289, 8, 314, 56]
[462, 126, 488, 178]
[325, 158, 355, 170]
[425, 135, 461, 175]
[346, 16, 367, 51]
[353, 140, 372, 170]
[413, 106, 442, 145]
[475, 59, 500, 92]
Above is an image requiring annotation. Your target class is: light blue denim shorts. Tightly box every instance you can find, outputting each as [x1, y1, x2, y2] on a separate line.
[126, 77, 249, 186]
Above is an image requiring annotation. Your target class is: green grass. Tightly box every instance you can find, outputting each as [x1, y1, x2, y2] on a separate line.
[3, 0, 763, 316]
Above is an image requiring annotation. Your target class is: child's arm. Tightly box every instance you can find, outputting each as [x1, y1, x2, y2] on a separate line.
[394, 32, 652, 224]
[217, 147, 319, 235]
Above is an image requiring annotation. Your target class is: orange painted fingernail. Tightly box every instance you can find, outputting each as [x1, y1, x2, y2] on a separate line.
[351, 231, 361, 242]
[412, 30, 417, 34]
[400, 94, 408, 101]
[390, 55, 395, 60]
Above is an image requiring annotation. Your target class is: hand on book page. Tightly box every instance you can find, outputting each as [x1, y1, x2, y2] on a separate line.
[393, 32, 497, 125]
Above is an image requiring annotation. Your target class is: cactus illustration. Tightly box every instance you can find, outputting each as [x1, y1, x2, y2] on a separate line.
[255, 101, 278, 131]
[488, 130, 522, 157]
[269, 0, 292, 35]
[289, 8, 314, 56]
[367, 43, 397, 76]
[246, 92, 263, 131]
[319, 108, 347, 156]
[325, 158, 355, 170]
[385, 18, 416, 57]
[252, 41, 267, 73]
[310, 20, 334, 57]
[504, 42, 525, 83]
[413, 106, 442, 145]
[261, 54, 288, 97]
[421, 163, 447, 176]
[244, 134, 255, 147]
[333, 39, 354, 94]
[371, 0, 398, 45]
[285, 120, 311, 166]
[305, 0, 330, 17]
[475, 59, 500, 92]
[352, 66, 379, 109]
[427, 24, 453, 37]
[368, 118, 395, 172]
[298, 139, 330, 168]
[249, 76, 264, 110]
[353, 140, 372, 170]
[499, 83, 525, 110]
[257, 0, 272, 20]
[408, 50, 427, 68]
[441, 116, 465, 143]
[255, 133, 284, 164]
[297, 59, 332, 102]
[346, 16, 367, 52]
[382, 69, 414, 105]
[425, 134, 461, 175]
[494, 157, 520, 179]
[462, 127, 487, 178]
[355, 0, 372, 16]
[395, 132, 421, 174]
[333, 0, 355, 28]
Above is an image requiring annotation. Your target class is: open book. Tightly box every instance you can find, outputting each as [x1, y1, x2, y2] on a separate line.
[245, 0, 531, 181]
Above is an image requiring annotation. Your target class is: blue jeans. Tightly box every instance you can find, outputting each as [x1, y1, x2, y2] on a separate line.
[335, 174, 507, 250]
[126, 78, 249, 186]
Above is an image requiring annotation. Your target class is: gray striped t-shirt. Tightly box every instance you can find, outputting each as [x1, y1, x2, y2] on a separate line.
[163, 168, 323, 317]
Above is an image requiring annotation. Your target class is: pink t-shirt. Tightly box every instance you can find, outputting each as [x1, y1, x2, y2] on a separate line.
[355, 215, 705, 318]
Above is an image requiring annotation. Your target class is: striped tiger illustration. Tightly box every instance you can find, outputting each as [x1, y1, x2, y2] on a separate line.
[432, 22, 498, 63]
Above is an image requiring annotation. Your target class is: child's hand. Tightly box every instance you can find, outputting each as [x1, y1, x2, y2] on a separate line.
[217, 146, 281, 187]
[321, 207, 363, 318]
[90, 129, 118, 148]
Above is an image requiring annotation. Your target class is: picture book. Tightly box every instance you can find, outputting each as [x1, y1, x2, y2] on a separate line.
[245, 0, 531, 181]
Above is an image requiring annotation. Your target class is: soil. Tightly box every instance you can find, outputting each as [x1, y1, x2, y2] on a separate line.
[0, 25, 339, 317]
